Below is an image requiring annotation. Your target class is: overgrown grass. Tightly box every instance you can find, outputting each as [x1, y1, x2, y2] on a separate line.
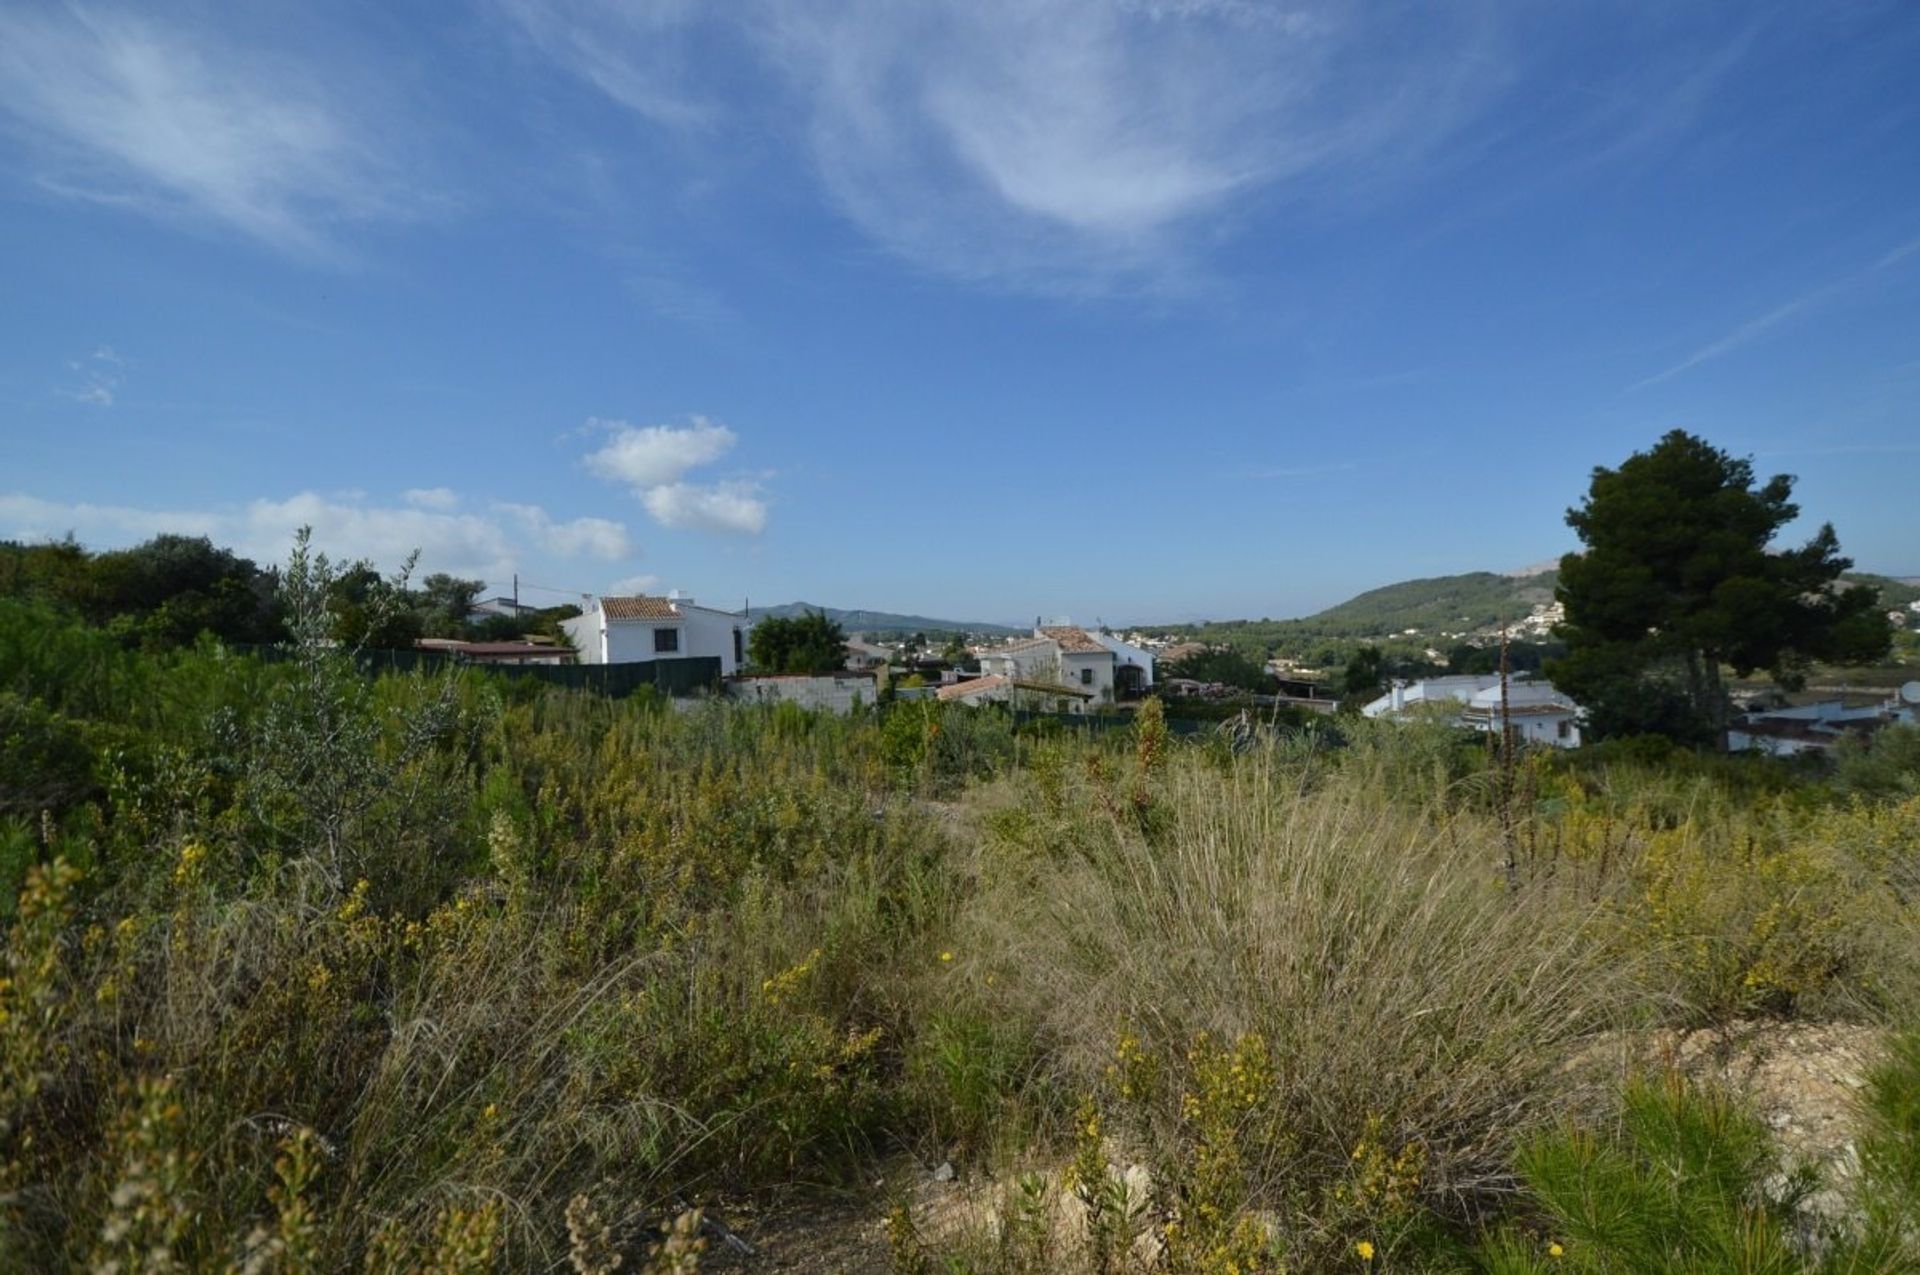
[3, 591, 1918, 1270]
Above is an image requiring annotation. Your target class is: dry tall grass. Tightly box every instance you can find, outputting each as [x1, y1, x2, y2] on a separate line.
[950, 742, 1632, 1254]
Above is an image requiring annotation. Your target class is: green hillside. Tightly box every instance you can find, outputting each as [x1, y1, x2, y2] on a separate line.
[1304, 570, 1557, 635]
[1851, 572, 1920, 610]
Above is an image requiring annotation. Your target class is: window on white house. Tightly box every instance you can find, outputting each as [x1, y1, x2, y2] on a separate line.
[1080, 667, 1093, 685]
[654, 628, 680, 654]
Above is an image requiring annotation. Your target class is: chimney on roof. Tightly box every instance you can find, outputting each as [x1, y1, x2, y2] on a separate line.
[1390, 679, 1407, 713]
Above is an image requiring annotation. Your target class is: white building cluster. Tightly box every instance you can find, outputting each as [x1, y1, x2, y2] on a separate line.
[1362, 674, 1584, 748]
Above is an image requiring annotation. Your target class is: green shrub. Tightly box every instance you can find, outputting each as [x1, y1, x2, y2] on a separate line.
[0, 691, 96, 818]
[1496, 1074, 1805, 1273]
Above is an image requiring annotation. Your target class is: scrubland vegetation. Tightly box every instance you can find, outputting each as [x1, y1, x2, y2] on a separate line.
[4, 566, 1920, 1271]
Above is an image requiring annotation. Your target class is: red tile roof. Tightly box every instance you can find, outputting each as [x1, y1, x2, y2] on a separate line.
[600, 595, 679, 620]
[1013, 678, 1096, 698]
[937, 675, 1008, 701]
[1038, 626, 1106, 654]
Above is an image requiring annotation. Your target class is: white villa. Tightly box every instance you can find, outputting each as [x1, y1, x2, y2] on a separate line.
[950, 623, 1154, 714]
[563, 592, 750, 674]
[1364, 674, 1585, 749]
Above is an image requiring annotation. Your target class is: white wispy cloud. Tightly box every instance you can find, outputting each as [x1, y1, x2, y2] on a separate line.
[494, 501, 631, 559]
[1629, 296, 1820, 391]
[500, 0, 1504, 291]
[1631, 232, 1920, 390]
[772, 2, 1502, 290]
[0, 489, 632, 582]
[0, 5, 425, 255]
[1875, 236, 1920, 272]
[494, 0, 712, 128]
[582, 415, 768, 534]
[61, 345, 124, 406]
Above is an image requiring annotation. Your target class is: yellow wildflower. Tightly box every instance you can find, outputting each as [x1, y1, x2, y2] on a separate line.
[1549, 1241, 1564, 1258]
[1356, 1240, 1375, 1261]
[939, 950, 954, 963]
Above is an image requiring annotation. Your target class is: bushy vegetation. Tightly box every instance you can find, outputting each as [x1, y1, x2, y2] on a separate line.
[745, 609, 849, 674]
[3, 551, 1919, 1270]
[0, 533, 578, 652]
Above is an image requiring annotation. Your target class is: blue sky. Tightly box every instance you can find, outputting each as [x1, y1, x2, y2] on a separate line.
[2, 1, 1916, 624]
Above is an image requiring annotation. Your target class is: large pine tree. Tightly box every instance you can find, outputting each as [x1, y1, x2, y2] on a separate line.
[1549, 430, 1889, 745]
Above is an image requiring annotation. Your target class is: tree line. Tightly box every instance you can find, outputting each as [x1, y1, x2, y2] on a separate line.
[0, 534, 578, 652]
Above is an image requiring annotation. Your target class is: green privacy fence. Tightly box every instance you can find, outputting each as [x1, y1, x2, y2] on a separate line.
[490, 656, 721, 698]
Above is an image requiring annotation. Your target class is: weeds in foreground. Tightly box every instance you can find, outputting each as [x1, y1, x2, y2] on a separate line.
[3, 575, 1919, 1267]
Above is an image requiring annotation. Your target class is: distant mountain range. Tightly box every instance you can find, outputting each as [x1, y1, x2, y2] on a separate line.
[751, 602, 1021, 637]
[1143, 566, 1920, 645]
[755, 570, 1918, 648]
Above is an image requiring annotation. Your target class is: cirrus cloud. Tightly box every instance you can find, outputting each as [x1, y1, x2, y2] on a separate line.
[0, 4, 432, 257]
[503, 0, 1505, 292]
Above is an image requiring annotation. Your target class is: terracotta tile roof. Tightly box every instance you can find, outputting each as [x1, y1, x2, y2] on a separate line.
[1012, 678, 1095, 698]
[1038, 626, 1106, 654]
[458, 642, 573, 661]
[938, 675, 1008, 701]
[989, 637, 1057, 656]
[599, 595, 679, 620]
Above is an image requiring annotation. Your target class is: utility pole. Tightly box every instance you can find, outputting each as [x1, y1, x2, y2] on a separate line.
[1499, 623, 1516, 889]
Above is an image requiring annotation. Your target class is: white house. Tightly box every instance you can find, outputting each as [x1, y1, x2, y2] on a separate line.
[1362, 674, 1502, 717]
[1460, 682, 1584, 748]
[1091, 629, 1157, 695]
[563, 592, 749, 674]
[1364, 674, 1585, 749]
[844, 638, 894, 671]
[974, 625, 1121, 712]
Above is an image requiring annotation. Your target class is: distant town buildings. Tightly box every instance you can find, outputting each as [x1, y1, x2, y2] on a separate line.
[942, 622, 1155, 714]
[466, 595, 541, 622]
[1728, 687, 1919, 757]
